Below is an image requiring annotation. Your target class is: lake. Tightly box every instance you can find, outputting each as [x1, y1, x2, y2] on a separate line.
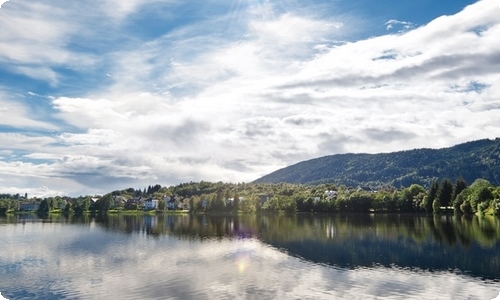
[0, 213, 499, 299]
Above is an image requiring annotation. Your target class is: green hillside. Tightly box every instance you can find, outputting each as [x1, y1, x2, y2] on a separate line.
[254, 138, 500, 188]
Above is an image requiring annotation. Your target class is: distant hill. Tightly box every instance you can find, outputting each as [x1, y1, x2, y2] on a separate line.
[254, 138, 500, 188]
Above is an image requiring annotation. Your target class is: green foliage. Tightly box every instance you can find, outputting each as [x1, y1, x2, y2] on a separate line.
[38, 199, 50, 214]
[424, 180, 439, 213]
[239, 194, 258, 213]
[346, 193, 373, 212]
[456, 179, 495, 215]
[452, 178, 468, 203]
[63, 202, 73, 214]
[158, 199, 166, 211]
[437, 179, 454, 208]
[95, 194, 112, 213]
[8, 172, 500, 216]
[254, 138, 500, 189]
[397, 189, 414, 212]
[432, 198, 441, 213]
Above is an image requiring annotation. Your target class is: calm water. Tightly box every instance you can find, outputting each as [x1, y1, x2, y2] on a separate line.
[1, 213, 499, 300]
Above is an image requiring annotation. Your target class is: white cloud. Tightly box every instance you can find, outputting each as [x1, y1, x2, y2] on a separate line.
[385, 19, 416, 31]
[0, 91, 57, 130]
[1, 0, 500, 195]
[0, 185, 63, 198]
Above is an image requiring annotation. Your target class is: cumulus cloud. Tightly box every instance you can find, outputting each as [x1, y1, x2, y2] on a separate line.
[385, 19, 416, 31]
[1, 0, 500, 195]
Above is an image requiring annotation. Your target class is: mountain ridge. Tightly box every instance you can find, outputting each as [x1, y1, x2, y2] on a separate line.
[254, 138, 500, 188]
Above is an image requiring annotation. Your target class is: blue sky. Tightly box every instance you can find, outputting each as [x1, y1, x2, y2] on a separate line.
[1, 0, 500, 197]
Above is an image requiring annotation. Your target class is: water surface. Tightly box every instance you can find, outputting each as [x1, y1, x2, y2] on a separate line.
[0, 213, 499, 299]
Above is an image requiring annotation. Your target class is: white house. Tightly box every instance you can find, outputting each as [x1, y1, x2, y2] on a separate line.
[144, 198, 159, 210]
[325, 190, 338, 200]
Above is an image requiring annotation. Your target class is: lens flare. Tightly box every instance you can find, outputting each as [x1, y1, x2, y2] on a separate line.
[235, 253, 251, 274]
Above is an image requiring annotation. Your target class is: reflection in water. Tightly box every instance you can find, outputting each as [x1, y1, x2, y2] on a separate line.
[0, 213, 499, 299]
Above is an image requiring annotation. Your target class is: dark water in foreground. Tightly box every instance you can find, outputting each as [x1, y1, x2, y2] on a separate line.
[0, 213, 499, 299]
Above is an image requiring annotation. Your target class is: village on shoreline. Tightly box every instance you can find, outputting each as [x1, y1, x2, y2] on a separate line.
[1, 177, 500, 216]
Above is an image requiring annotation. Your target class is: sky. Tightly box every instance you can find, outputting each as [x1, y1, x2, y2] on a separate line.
[1, 0, 499, 197]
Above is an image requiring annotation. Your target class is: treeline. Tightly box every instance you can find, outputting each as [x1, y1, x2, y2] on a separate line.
[2, 178, 500, 215]
[99, 178, 500, 215]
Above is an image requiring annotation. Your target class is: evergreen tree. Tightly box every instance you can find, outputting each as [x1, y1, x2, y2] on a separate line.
[437, 179, 453, 208]
[63, 202, 73, 214]
[452, 178, 467, 203]
[38, 199, 50, 214]
[425, 180, 439, 212]
[233, 194, 240, 212]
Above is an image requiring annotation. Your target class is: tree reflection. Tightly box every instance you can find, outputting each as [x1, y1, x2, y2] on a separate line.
[3, 213, 498, 279]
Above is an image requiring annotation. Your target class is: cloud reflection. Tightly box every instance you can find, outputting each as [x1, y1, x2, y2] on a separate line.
[0, 217, 497, 300]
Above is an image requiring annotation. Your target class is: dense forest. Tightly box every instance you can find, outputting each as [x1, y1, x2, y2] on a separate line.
[1, 177, 500, 216]
[254, 138, 500, 188]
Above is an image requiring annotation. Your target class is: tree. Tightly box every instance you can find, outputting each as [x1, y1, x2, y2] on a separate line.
[432, 197, 440, 213]
[158, 199, 166, 211]
[38, 199, 50, 214]
[452, 178, 467, 203]
[233, 194, 240, 212]
[239, 194, 257, 213]
[424, 180, 439, 213]
[96, 194, 112, 212]
[209, 189, 225, 211]
[63, 202, 73, 214]
[82, 197, 91, 212]
[409, 184, 425, 197]
[398, 189, 414, 212]
[347, 193, 373, 212]
[48, 198, 55, 210]
[471, 186, 493, 214]
[437, 179, 453, 208]
[468, 179, 494, 213]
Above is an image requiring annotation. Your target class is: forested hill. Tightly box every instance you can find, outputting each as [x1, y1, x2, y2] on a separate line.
[254, 138, 500, 188]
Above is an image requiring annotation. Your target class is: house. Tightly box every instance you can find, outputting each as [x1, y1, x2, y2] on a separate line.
[113, 195, 127, 204]
[357, 186, 375, 193]
[167, 197, 177, 210]
[325, 190, 338, 200]
[144, 198, 159, 210]
[125, 197, 144, 209]
[179, 198, 190, 210]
